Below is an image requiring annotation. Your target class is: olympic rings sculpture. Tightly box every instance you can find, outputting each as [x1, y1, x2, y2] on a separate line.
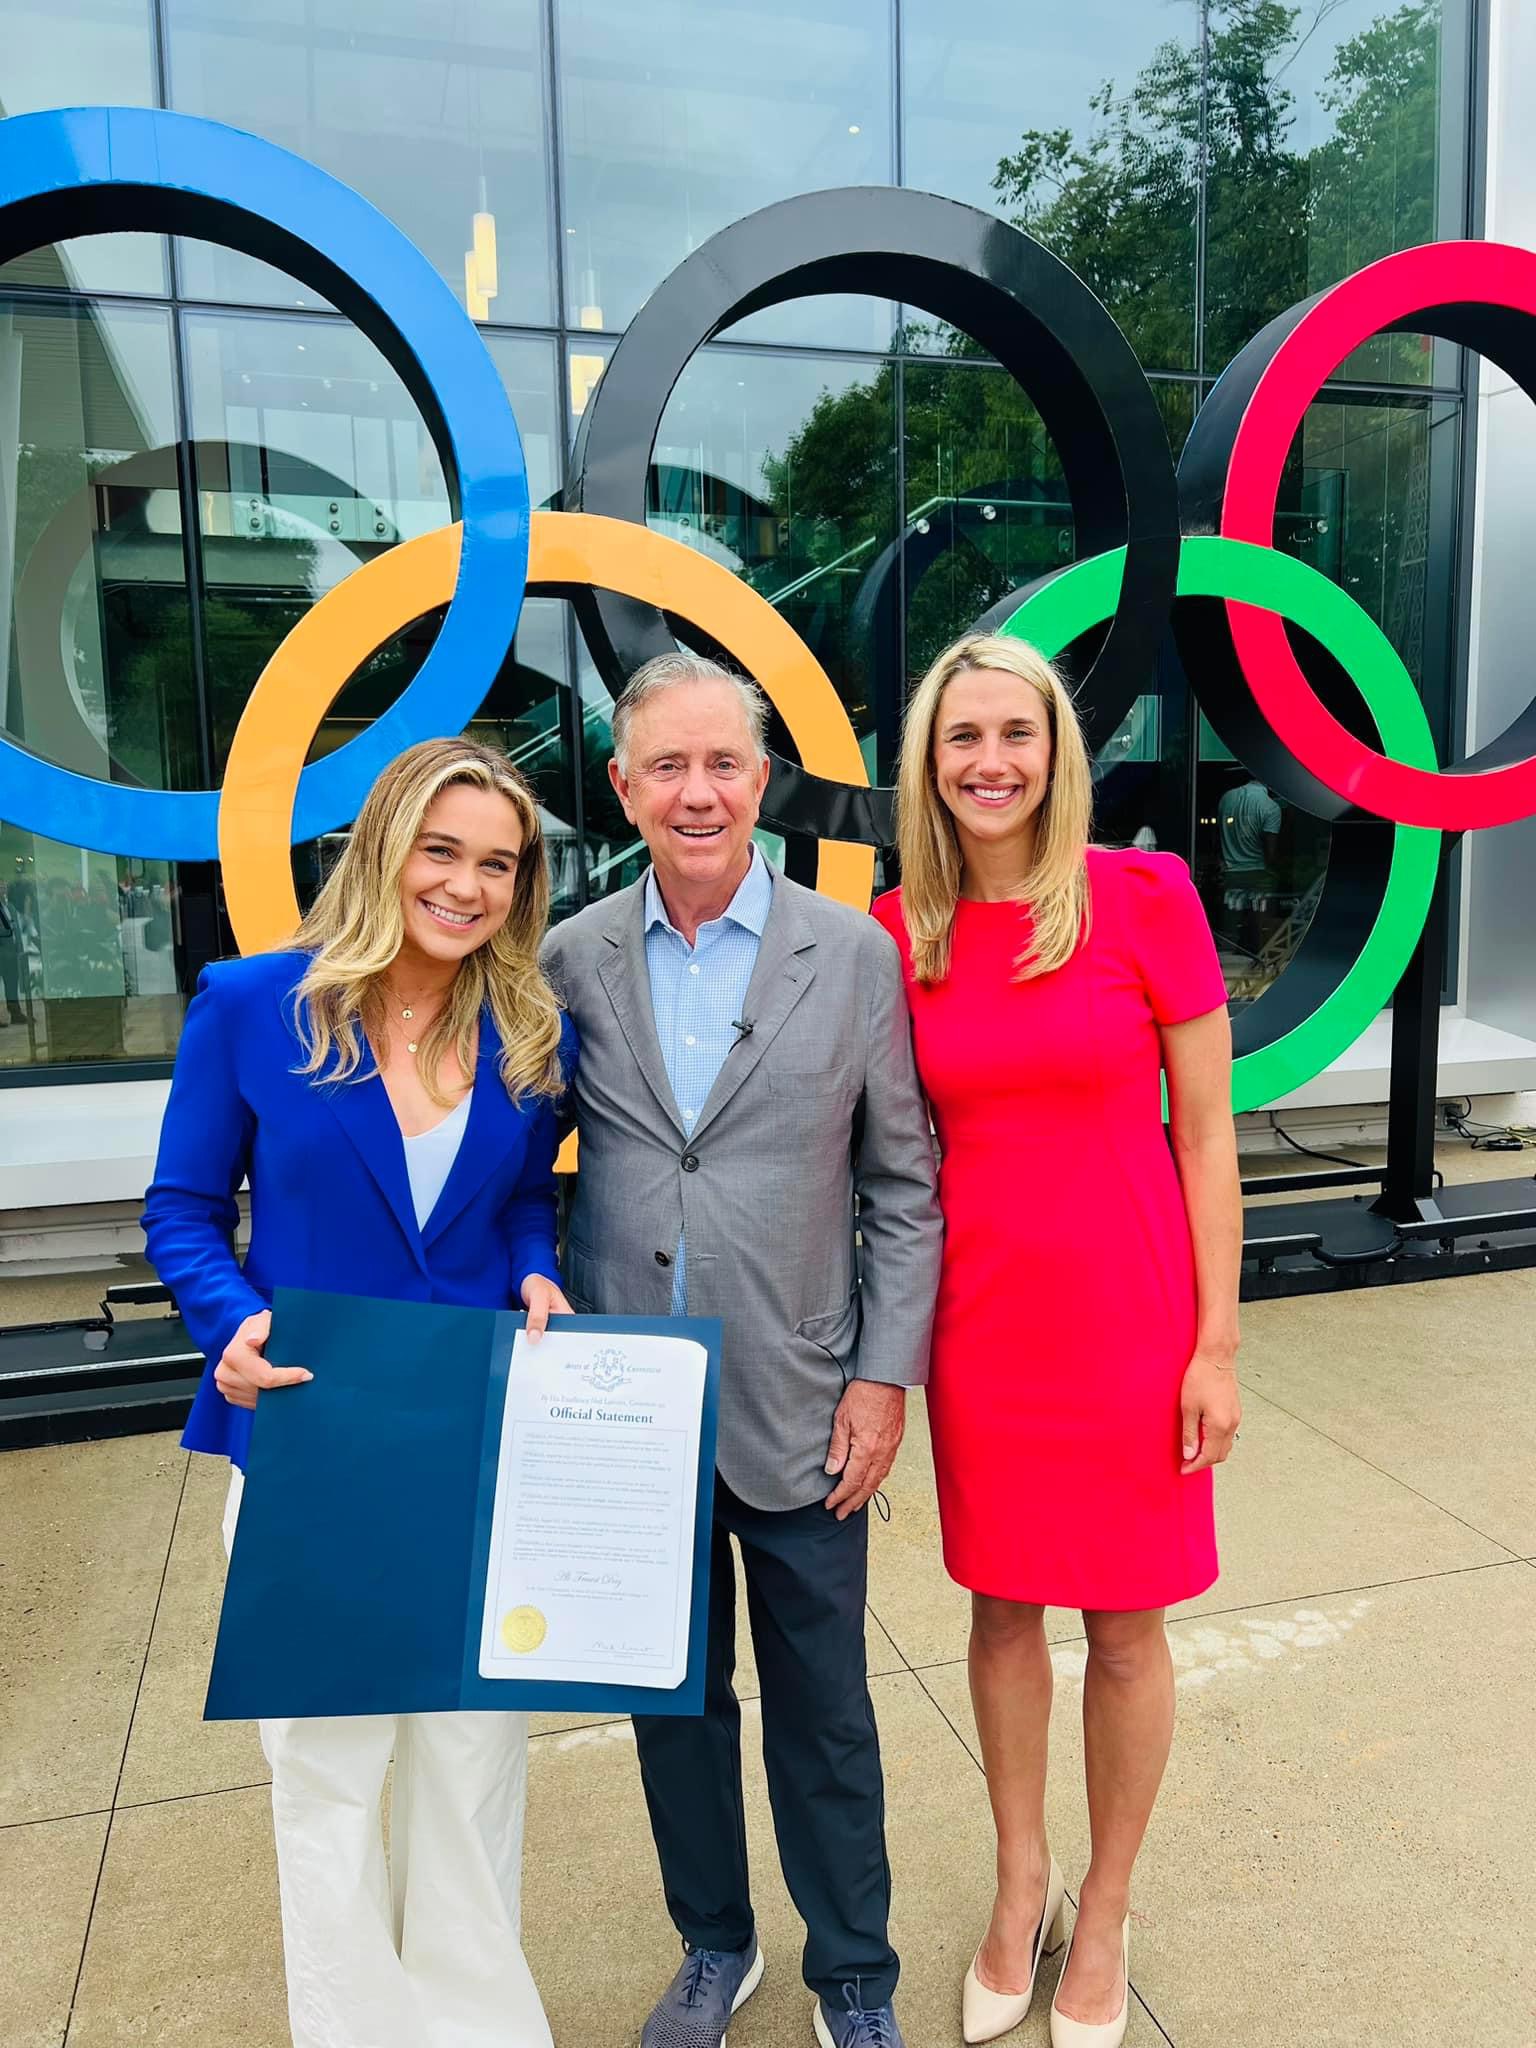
[2, 105, 1534, 1115]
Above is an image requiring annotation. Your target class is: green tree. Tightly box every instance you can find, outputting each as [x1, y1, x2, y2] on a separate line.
[1304, 0, 1442, 379]
[990, 21, 1204, 372]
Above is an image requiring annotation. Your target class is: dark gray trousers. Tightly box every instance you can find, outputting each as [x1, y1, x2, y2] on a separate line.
[631, 1476, 898, 2009]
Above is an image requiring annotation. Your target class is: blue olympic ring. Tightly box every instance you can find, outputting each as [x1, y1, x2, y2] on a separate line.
[0, 107, 529, 859]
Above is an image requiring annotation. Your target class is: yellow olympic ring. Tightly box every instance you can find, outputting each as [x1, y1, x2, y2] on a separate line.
[219, 511, 875, 957]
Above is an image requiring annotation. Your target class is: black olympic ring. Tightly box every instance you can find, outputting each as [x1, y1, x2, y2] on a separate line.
[569, 185, 1181, 860]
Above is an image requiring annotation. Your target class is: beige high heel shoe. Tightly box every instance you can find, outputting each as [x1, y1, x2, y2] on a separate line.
[1048, 1912, 1129, 2048]
[961, 1856, 1067, 2044]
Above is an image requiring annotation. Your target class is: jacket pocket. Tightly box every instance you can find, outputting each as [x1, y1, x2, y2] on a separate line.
[768, 1061, 848, 1098]
[562, 1236, 599, 1313]
[796, 1289, 862, 1384]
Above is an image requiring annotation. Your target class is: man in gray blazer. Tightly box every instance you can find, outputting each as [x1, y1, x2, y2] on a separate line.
[541, 652, 942, 2048]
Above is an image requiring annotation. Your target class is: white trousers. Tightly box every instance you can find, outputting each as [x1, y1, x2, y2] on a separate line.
[223, 1471, 553, 2048]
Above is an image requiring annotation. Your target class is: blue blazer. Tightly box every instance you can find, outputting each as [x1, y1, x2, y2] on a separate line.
[143, 950, 578, 1468]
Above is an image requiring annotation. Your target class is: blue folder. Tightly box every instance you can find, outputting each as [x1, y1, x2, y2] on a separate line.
[205, 1286, 721, 1720]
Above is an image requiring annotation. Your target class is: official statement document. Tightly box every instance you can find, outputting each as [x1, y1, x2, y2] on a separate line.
[209, 1292, 720, 1720]
[477, 1326, 709, 1689]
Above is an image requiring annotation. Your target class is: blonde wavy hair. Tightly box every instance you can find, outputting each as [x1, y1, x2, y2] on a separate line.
[290, 738, 564, 1107]
[895, 633, 1094, 983]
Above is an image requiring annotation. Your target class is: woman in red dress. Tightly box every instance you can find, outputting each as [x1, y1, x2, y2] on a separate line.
[872, 633, 1242, 2048]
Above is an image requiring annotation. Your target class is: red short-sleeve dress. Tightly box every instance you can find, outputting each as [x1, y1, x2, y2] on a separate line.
[872, 847, 1229, 1611]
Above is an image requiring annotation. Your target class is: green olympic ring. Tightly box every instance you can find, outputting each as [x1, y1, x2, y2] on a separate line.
[998, 534, 1441, 1114]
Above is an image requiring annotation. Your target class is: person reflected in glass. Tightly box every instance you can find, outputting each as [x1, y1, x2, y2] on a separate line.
[873, 635, 1242, 2048]
[0, 882, 26, 1025]
[143, 738, 576, 2048]
[1218, 770, 1283, 969]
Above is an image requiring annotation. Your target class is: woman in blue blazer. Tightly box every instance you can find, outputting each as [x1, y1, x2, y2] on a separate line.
[143, 736, 577, 2048]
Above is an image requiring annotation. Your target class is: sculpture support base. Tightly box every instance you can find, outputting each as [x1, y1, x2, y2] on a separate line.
[1242, 1173, 1536, 1298]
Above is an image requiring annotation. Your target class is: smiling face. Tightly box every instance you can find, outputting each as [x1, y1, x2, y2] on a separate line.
[931, 666, 1056, 864]
[395, 781, 525, 974]
[608, 679, 771, 901]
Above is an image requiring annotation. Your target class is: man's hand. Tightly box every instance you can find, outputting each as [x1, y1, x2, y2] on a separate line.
[824, 1380, 906, 1520]
[213, 1309, 311, 1411]
[521, 1273, 574, 1342]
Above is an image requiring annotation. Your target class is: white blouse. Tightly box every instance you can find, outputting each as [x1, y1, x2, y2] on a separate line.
[401, 1089, 472, 1230]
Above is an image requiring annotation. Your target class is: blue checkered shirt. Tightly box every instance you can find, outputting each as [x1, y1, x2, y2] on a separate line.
[644, 845, 773, 1313]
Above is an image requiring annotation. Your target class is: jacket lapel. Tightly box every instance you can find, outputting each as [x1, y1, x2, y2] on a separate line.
[689, 883, 817, 1142]
[420, 1013, 518, 1249]
[597, 885, 688, 1139]
[276, 968, 493, 1273]
[318, 1055, 431, 1279]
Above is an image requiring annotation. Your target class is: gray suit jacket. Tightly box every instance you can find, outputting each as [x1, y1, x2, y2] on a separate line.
[541, 869, 942, 1511]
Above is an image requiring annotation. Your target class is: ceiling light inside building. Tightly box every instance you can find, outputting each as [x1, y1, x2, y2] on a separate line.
[570, 353, 605, 416]
[464, 249, 490, 321]
[472, 210, 499, 300]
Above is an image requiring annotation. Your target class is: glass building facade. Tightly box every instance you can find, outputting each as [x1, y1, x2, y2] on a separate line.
[0, 0, 1478, 1080]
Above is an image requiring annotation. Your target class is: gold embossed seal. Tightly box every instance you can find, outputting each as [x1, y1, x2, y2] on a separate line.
[500, 1605, 547, 1655]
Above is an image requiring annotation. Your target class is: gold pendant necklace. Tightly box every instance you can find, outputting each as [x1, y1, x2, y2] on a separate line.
[384, 982, 435, 1057]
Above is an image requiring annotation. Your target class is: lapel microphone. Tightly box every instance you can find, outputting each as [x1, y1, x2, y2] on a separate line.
[730, 1017, 755, 1040]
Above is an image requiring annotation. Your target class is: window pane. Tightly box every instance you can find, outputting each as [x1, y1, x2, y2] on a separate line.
[483, 330, 563, 512]
[184, 308, 452, 774]
[0, 831, 198, 1070]
[556, 0, 895, 352]
[1, 300, 196, 789]
[1196, 762, 1330, 1017]
[903, 360, 1076, 680]
[165, 0, 554, 326]
[901, 0, 1199, 373]
[467, 600, 581, 923]
[575, 631, 643, 901]
[1194, 390, 1459, 1009]
[1203, 391, 1457, 727]
[565, 335, 615, 451]
[183, 312, 575, 918]
[663, 350, 897, 740]
[903, 366, 1194, 675]
[0, 0, 166, 294]
[291, 594, 582, 923]
[1203, 0, 1468, 385]
[0, 298, 204, 1070]
[1300, 397, 1444, 666]
[577, 346, 897, 896]
[903, 360, 1197, 841]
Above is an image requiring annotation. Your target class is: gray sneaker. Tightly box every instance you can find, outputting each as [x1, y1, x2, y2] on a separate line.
[812, 1986, 905, 2048]
[640, 1938, 765, 2048]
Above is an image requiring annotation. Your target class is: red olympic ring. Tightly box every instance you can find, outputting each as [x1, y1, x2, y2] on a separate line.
[1221, 241, 1536, 831]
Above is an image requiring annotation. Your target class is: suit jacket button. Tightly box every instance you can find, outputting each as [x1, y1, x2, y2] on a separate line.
[655, 1249, 672, 1266]
[681, 1153, 699, 1172]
